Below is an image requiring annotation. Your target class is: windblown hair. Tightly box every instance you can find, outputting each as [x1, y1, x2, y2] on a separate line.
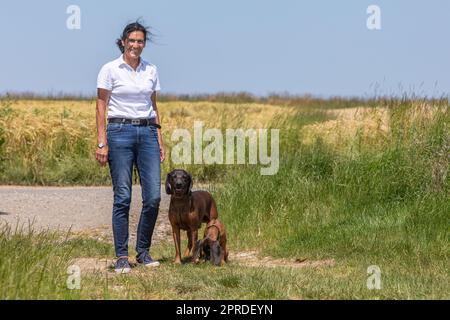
[116, 20, 153, 53]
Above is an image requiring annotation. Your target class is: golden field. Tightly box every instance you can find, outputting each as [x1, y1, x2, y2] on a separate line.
[0, 97, 447, 185]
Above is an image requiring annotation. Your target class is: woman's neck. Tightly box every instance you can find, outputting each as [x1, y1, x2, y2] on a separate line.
[123, 54, 140, 70]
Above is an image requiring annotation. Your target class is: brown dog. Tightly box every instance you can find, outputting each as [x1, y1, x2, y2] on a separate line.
[193, 218, 229, 266]
[165, 169, 218, 264]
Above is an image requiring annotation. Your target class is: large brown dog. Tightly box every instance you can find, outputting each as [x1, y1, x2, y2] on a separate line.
[193, 218, 229, 266]
[165, 169, 218, 264]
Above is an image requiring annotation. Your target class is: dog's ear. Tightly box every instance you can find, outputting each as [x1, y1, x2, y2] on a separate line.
[210, 241, 222, 266]
[165, 173, 172, 195]
[203, 240, 211, 261]
[193, 239, 204, 263]
[186, 172, 193, 196]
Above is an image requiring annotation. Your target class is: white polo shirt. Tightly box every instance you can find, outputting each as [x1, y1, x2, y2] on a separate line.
[97, 55, 161, 119]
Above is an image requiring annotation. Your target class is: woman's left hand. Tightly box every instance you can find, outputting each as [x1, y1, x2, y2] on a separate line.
[159, 144, 166, 162]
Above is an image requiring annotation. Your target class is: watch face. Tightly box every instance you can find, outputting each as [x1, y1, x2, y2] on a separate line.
[98, 143, 105, 148]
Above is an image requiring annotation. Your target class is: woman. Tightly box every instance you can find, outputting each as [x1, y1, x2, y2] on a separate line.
[95, 21, 165, 273]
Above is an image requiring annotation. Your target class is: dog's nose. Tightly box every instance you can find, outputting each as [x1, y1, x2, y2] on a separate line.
[176, 183, 182, 188]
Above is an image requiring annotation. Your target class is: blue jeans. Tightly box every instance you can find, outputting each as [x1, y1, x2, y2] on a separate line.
[107, 123, 161, 258]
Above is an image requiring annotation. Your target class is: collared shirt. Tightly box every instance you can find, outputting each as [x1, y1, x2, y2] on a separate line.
[97, 55, 161, 119]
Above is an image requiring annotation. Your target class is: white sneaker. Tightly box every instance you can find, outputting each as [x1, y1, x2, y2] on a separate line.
[114, 258, 132, 274]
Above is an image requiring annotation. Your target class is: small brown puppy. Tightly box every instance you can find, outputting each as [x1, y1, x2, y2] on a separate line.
[193, 218, 229, 266]
[165, 169, 218, 264]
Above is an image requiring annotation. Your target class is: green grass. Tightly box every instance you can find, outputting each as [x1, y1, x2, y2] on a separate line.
[0, 222, 114, 299]
[212, 99, 449, 299]
[1, 227, 447, 299]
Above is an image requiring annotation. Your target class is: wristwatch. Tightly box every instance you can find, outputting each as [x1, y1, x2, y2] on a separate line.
[97, 142, 106, 149]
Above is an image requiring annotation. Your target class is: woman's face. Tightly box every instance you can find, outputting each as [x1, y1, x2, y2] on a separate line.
[122, 31, 146, 60]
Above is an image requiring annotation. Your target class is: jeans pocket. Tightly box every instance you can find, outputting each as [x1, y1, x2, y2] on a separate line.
[149, 126, 158, 140]
[107, 123, 123, 133]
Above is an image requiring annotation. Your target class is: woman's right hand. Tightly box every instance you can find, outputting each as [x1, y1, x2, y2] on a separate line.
[96, 146, 109, 166]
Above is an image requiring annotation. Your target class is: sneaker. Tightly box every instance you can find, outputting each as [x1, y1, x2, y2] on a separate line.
[136, 251, 160, 267]
[114, 257, 131, 274]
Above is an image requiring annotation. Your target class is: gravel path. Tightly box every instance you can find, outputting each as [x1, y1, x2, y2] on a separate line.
[0, 185, 173, 246]
[0, 186, 336, 269]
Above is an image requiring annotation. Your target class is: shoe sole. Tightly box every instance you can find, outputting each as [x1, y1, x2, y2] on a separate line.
[115, 267, 131, 274]
[138, 261, 160, 267]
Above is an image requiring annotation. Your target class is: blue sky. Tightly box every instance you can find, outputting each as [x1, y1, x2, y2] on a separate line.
[1, 0, 449, 97]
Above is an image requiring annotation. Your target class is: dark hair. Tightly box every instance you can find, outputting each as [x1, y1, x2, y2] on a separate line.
[116, 20, 152, 53]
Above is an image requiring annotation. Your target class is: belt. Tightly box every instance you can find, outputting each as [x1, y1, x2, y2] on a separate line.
[108, 118, 161, 129]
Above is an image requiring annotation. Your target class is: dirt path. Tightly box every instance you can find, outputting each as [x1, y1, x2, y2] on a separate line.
[71, 254, 335, 275]
[0, 185, 173, 246]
